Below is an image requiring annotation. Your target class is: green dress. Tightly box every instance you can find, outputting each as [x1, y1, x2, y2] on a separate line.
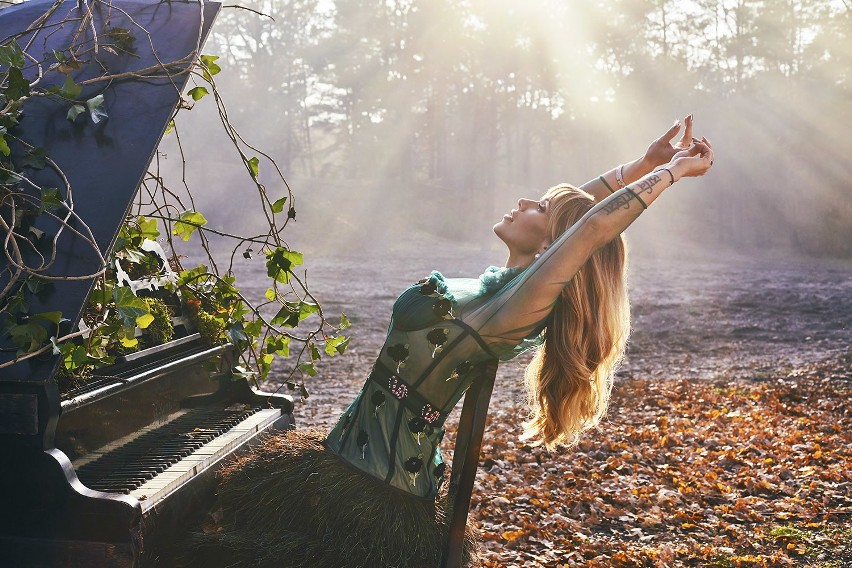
[180, 266, 548, 568]
[325, 266, 544, 500]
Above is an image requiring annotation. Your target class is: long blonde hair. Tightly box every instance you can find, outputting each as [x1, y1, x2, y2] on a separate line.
[521, 184, 630, 450]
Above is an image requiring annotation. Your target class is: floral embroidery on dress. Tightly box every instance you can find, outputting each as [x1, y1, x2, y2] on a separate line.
[421, 404, 440, 424]
[388, 376, 409, 399]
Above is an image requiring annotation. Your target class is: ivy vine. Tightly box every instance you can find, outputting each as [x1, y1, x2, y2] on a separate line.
[0, 1, 347, 398]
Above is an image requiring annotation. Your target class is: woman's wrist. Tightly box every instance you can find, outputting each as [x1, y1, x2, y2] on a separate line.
[622, 155, 654, 184]
[662, 161, 687, 182]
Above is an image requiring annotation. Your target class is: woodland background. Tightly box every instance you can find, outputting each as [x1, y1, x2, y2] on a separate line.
[167, 0, 852, 258]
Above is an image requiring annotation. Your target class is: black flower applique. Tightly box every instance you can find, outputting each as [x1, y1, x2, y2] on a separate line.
[408, 416, 426, 446]
[404, 455, 424, 487]
[386, 343, 410, 373]
[371, 390, 386, 418]
[426, 327, 449, 358]
[447, 360, 473, 381]
[434, 462, 446, 479]
[419, 279, 438, 296]
[432, 298, 454, 320]
[357, 430, 369, 460]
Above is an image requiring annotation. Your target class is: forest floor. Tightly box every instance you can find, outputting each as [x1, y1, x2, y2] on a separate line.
[249, 237, 852, 567]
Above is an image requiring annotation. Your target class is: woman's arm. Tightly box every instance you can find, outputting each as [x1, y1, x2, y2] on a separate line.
[467, 140, 713, 346]
[579, 115, 694, 202]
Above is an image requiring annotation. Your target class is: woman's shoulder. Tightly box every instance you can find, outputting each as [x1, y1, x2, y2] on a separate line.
[390, 267, 524, 331]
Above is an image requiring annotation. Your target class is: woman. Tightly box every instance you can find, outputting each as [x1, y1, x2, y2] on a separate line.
[182, 117, 713, 568]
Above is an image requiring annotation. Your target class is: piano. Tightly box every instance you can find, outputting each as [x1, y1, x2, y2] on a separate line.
[0, 2, 293, 566]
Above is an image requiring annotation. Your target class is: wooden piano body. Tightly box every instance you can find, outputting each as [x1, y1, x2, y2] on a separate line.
[0, 1, 292, 565]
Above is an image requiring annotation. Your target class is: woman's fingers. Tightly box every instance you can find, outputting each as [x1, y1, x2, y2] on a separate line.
[659, 120, 682, 145]
[679, 114, 693, 147]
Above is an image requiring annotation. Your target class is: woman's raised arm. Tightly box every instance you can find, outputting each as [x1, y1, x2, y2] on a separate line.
[466, 139, 713, 349]
[579, 116, 694, 202]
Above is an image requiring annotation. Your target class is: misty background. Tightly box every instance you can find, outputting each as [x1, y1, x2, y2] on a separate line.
[159, 0, 852, 262]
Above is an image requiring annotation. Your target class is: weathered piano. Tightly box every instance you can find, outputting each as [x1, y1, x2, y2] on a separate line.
[0, 2, 293, 566]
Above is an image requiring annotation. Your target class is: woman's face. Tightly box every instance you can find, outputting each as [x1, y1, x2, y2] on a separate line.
[493, 197, 551, 257]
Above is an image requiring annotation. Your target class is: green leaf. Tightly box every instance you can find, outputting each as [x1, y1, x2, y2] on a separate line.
[265, 247, 304, 284]
[271, 196, 287, 214]
[165, 120, 175, 135]
[264, 287, 276, 301]
[138, 216, 160, 240]
[299, 302, 319, 321]
[40, 187, 63, 212]
[6, 289, 27, 314]
[4, 320, 48, 353]
[200, 54, 221, 81]
[271, 301, 300, 328]
[325, 335, 350, 356]
[265, 335, 290, 357]
[88, 282, 113, 306]
[67, 104, 85, 122]
[340, 313, 351, 330]
[173, 210, 207, 241]
[298, 361, 317, 377]
[177, 264, 208, 286]
[228, 323, 248, 345]
[104, 26, 136, 52]
[21, 147, 47, 170]
[0, 135, 9, 157]
[187, 86, 208, 101]
[5, 67, 29, 99]
[0, 41, 26, 69]
[248, 156, 259, 178]
[86, 94, 104, 112]
[231, 300, 250, 322]
[59, 75, 82, 100]
[113, 286, 149, 327]
[32, 311, 63, 325]
[70, 344, 90, 367]
[87, 95, 108, 124]
[243, 319, 263, 338]
[52, 49, 67, 63]
[136, 312, 154, 329]
[310, 342, 321, 362]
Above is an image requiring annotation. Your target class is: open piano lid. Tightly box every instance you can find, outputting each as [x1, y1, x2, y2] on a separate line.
[0, 0, 220, 384]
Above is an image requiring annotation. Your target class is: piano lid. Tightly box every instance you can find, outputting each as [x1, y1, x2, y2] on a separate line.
[0, 0, 221, 382]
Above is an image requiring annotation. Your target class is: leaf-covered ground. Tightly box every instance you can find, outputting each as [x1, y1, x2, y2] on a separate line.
[453, 357, 852, 567]
[257, 246, 852, 567]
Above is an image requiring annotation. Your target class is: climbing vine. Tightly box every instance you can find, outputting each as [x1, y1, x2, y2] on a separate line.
[0, 0, 346, 396]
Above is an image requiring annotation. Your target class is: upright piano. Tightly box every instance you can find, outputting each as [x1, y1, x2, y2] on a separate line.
[0, 2, 293, 566]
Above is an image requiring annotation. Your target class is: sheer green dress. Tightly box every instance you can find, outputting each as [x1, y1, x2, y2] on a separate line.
[188, 265, 551, 568]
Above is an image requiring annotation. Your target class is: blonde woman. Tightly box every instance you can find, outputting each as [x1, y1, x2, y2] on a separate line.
[183, 117, 713, 568]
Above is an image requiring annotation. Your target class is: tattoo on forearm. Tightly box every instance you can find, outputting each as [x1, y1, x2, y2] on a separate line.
[602, 192, 634, 214]
[634, 174, 661, 196]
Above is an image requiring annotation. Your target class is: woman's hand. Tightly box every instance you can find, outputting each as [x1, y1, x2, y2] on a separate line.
[668, 137, 713, 181]
[642, 114, 694, 168]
